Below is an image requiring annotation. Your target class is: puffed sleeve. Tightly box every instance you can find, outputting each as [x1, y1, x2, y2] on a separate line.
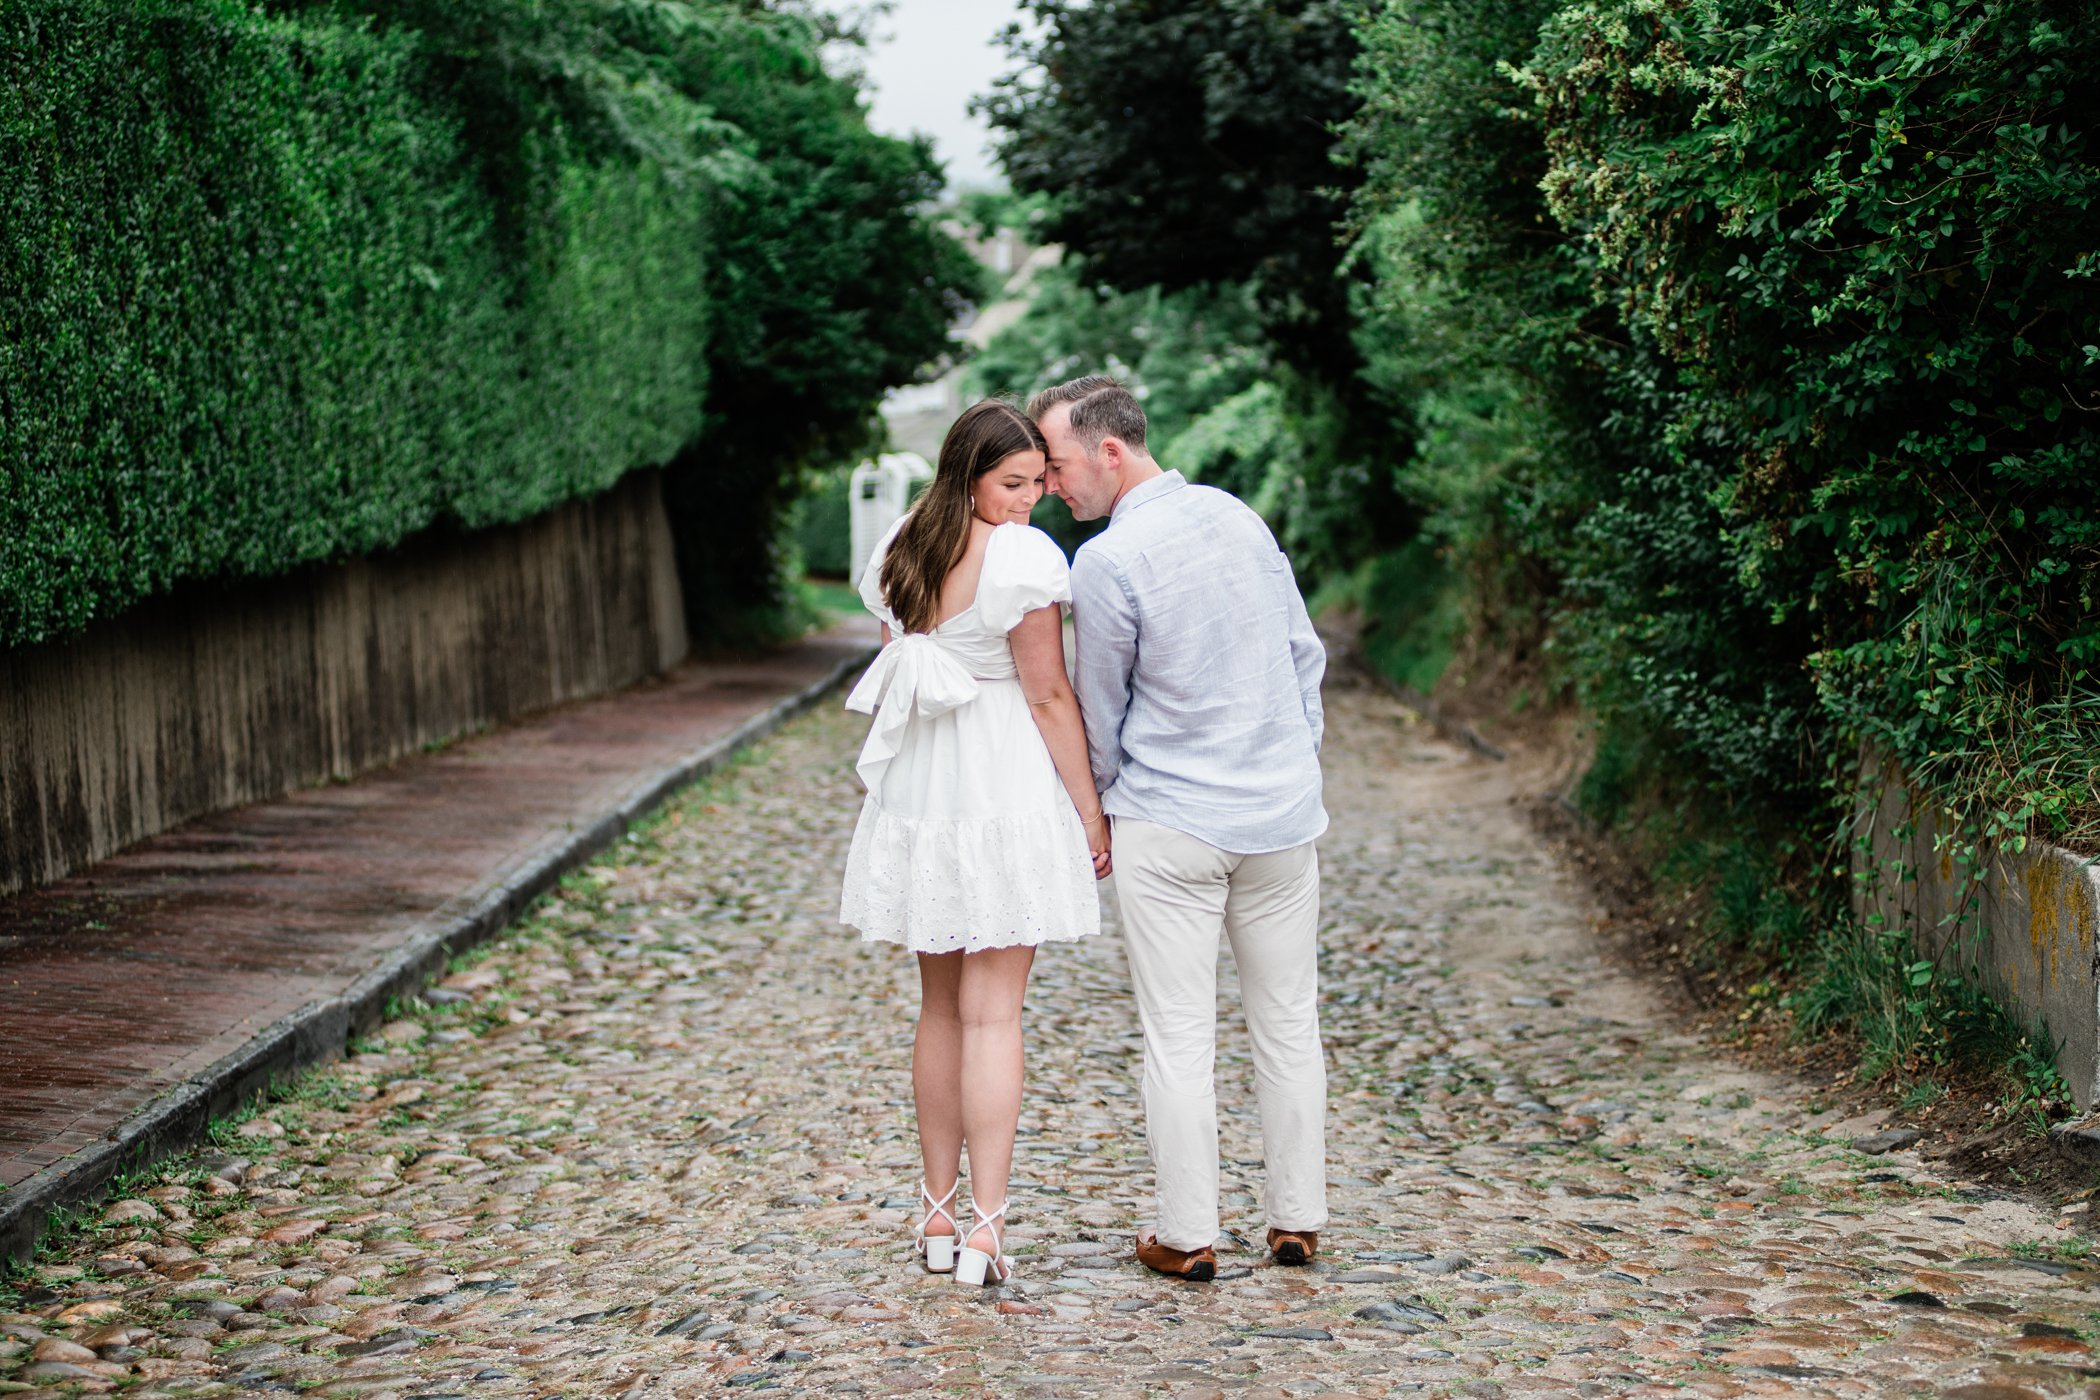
[976, 523, 1073, 633]
[857, 514, 910, 627]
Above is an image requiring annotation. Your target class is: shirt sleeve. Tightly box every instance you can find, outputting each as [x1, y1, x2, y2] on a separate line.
[1070, 547, 1138, 796]
[1283, 562, 1326, 752]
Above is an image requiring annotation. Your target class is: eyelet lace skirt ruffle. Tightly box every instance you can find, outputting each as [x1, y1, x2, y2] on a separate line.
[841, 798, 1100, 953]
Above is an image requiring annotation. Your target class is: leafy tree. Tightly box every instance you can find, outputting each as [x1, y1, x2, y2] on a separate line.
[978, 0, 1417, 580]
[954, 187, 1053, 243]
[979, 0, 1367, 385]
[1342, 0, 1579, 663]
[1347, 0, 2100, 849]
[644, 7, 980, 641]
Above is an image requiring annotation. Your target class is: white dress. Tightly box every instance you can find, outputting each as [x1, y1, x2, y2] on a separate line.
[839, 519, 1103, 953]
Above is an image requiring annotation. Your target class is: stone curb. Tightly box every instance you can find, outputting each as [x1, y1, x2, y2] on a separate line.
[0, 642, 875, 1267]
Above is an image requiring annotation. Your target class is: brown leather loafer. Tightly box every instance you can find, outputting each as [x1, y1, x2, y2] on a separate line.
[1266, 1227, 1318, 1266]
[1135, 1229, 1217, 1281]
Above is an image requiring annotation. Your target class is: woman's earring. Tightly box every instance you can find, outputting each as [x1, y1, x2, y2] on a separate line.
[968, 496, 976, 510]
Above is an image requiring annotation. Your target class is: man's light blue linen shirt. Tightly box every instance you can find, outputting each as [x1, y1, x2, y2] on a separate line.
[1069, 470, 1327, 855]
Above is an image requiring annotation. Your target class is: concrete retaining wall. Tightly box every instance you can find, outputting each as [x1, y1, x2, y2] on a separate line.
[1855, 751, 2100, 1106]
[0, 470, 688, 896]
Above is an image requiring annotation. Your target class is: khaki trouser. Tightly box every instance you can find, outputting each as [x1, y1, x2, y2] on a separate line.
[1113, 818, 1328, 1252]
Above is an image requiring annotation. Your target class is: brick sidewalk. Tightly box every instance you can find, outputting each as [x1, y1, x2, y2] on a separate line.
[0, 619, 876, 1259]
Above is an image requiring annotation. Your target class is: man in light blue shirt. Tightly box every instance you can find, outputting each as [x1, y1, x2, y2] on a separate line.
[1031, 375, 1328, 1281]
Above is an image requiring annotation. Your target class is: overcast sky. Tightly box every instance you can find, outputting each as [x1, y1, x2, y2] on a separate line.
[822, 0, 1024, 192]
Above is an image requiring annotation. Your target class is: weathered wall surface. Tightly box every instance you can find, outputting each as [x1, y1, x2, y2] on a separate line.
[1857, 752, 2100, 1106]
[0, 470, 688, 896]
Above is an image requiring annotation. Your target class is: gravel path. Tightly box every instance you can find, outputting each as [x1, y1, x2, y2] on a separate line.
[4, 666, 2096, 1399]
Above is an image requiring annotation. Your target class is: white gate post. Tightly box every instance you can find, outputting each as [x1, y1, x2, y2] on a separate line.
[848, 452, 934, 589]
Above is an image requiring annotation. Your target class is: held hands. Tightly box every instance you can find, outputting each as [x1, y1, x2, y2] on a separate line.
[1081, 807, 1113, 881]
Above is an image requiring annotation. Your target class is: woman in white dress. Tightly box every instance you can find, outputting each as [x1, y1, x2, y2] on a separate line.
[840, 400, 1109, 1287]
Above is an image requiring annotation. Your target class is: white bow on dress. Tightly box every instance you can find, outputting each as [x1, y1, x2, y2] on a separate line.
[844, 633, 981, 795]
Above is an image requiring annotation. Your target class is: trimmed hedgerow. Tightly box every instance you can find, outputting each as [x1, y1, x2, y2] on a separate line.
[0, 0, 711, 649]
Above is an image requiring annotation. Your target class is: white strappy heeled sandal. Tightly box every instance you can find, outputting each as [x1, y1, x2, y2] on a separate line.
[914, 1179, 960, 1274]
[954, 1198, 1013, 1287]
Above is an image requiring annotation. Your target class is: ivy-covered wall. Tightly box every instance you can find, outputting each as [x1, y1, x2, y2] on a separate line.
[0, 0, 976, 892]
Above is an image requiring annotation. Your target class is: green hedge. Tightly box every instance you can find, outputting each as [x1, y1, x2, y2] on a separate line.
[1528, 0, 2100, 848]
[1347, 0, 2100, 854]
[0, 1, 711, 650]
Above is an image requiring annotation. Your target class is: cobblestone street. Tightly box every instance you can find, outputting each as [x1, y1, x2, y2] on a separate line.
[5, 668, 2098, 1399]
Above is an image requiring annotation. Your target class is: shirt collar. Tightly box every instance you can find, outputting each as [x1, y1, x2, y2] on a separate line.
[1110, 469, 1186, 523]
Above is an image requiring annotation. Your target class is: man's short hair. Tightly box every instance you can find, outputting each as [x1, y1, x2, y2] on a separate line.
[1027, 375, 1148, 453]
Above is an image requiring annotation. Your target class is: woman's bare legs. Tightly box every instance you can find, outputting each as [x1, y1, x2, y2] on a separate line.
[957, 944, 1036, 1254]
[914, 945, 1038, 1255]
[914, 952, 965, 1241]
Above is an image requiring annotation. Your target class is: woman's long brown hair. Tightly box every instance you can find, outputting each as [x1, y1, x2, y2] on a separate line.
[880, 400, 1047, 635]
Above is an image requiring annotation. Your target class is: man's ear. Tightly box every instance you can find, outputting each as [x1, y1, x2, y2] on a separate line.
[1098, 436, 1125, 472]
